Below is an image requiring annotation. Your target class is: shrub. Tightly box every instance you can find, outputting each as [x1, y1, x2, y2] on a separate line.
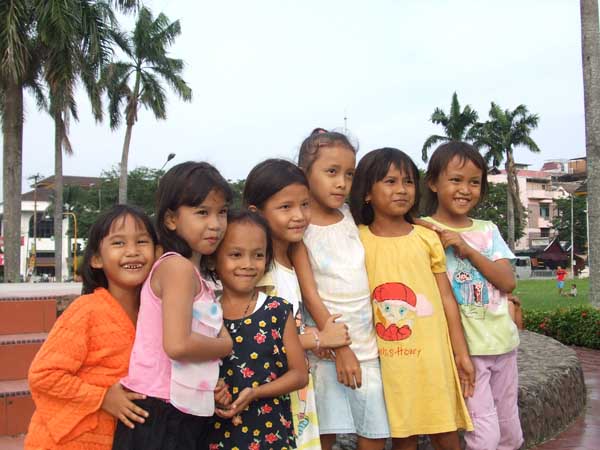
[524, 306, 600, 349]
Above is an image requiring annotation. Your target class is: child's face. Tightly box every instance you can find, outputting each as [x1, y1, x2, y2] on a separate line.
[165, 189, 228, 256]
[366, 164, 415, 220]
[306, 145, 356, 212]
[429, 156, 482, 218]
[216, 222, 267, 295]
[92, 214, 155, 290]
[259, 183, 311, 244]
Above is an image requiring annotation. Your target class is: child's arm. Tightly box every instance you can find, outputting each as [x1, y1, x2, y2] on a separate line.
[28, 303, 146, 443]
[290, 242, 361, 389]
[216, 312, 308, 418]
[435, 272, 476, 398]
[418, 221, 516, 293]
[157, 257, 233, 362]
[290, 241, 351, 349]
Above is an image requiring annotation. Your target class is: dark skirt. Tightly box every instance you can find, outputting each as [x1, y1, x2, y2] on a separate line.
[112, 397, 212, 450]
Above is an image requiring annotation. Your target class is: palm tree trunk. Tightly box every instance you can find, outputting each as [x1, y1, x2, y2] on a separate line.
[118, 123, 133, 204]
[1, 80, 24, 282]
[53, 111, 64, 282]
[505, 154, 519, 251]
[581, 0, 600, 307]
[118, 73, 140, 204]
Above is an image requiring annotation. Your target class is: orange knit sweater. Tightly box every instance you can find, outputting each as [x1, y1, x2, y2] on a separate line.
[25, 288, 135, 450]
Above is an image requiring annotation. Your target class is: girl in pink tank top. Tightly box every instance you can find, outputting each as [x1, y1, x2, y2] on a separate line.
[114, 162, 234, 450]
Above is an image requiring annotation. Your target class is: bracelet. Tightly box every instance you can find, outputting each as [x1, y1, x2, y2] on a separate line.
[312, 330, 320, 351]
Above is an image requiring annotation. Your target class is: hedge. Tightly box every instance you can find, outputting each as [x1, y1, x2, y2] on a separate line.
[523, 306, 600, 349]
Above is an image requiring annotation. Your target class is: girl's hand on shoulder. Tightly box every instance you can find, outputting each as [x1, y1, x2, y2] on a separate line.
[319, 314, 351, 349]
[334, 346, 361, 389]
[214, 378, 232, 408]
[101, 383, 149, 429]
[455, 354, 476, 398]
[439, 230, 472, 259]
[214, 387, 256, 418]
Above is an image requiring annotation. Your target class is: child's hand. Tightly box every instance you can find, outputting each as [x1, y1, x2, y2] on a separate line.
[334, 346, 361, 389]
[319, 314, 351, 349]
[218, 325, 234, 356]
[313, 348, 335, 360]
[101, 383, 149, 429]
[455, 354, 476, 398]
[214, 378, 232, 408]
[438, 230, 473, 259]
[215, 387, 256, 418]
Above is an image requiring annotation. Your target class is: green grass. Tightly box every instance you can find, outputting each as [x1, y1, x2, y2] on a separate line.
[513, 278, 590, 311]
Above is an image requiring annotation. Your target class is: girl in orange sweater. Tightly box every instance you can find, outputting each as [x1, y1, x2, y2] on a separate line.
[25, 205, 158, 450]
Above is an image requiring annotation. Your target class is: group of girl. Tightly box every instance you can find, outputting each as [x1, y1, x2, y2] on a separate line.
[25, 129, 524, 450]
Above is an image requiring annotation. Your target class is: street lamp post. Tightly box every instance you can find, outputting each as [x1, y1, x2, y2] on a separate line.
[160, 153, 176, 171]
[28, 173, 42, 280]
[571, 193, 575, 279]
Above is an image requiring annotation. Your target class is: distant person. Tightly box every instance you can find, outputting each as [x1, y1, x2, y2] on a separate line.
[569, 283, 578, 297]
[556, 266, 567, 295]
[421, 141, 524, 450]
[25, 205, 158, 450]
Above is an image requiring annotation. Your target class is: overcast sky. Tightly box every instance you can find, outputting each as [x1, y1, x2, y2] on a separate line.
[4, 0, 588, 193]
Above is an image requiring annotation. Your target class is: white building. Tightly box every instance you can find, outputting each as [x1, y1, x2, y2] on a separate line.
[0, 176, 100, 281]
[488, 164, 569, 251]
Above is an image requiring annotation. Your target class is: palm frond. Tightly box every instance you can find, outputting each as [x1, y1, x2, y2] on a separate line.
[421, 134, 449, 162]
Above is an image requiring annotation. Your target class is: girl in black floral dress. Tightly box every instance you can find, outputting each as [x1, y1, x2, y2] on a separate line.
[208, 211, 308, 450]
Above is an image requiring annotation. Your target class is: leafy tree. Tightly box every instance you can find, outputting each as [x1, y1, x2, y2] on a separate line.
[421, 92, 478, 162]
[471, 103, 540, 250]
[471, 182, 526, 243]
[552, 195, 588, 250]
[101, 6, 192, 204]
[580, 0, 600, 306]
[228, 179, 245, 210]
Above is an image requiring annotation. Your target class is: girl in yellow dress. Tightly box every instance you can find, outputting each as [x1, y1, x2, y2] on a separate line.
[348, 147, 474, 450]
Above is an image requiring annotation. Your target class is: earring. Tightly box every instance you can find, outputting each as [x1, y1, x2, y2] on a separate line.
[365, 200, 370, 205]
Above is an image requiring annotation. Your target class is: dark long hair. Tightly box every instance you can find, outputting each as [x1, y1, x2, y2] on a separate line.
[349, 147, 420, 225]
[156, 161, 232, 258]
[81, 205, 158, 295]
[243, 159, 308, 208]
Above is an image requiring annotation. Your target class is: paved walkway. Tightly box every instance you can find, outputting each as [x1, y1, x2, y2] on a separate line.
[0, 282, 81, 298]
[532, 346, 600, 450]
[1, 346, 598, 449]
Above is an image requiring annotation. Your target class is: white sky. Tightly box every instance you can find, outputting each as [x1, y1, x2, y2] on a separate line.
[4, 0, 588, 192]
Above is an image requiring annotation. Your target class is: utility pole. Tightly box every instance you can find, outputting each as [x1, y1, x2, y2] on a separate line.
[27, 173, 42, 280]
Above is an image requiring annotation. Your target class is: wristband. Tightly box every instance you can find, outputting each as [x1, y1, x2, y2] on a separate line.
[312, 330, 320, 351]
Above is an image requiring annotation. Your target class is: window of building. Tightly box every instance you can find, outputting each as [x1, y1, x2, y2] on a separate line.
[539, 204, 550, 219]
[29, 214, 54, 238]
[540, 228, 550, 238]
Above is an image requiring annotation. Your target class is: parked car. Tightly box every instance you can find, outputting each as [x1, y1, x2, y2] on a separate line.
[513, 256, 532, 279]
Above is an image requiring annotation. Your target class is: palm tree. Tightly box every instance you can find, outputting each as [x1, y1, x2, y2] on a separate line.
[471, 103, 540, 250]
[580, 0, 600, 307]
[0, 1, 46, 282]
[102, 6, 192, 204]
[421, 92, 479, 162]
[37, 0, 120, 280]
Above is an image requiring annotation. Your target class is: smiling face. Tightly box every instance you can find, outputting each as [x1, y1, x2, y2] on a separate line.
[258, 183, 311, 245]
[366, 163, 416, 221]
[429, 156, 483, 220]
[92, 214, 155, 292]
[165, 189, 228, 260]
[216, 221, 267, 296]
[305, 145, 356, 214]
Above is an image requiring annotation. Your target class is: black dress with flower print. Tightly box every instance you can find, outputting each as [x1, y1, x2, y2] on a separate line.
[208, 295, 295, 450]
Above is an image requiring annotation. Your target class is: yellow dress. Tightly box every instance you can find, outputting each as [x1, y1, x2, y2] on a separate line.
[358, 225, 473, 438]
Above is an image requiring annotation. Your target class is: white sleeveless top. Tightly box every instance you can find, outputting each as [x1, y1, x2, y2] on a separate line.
[303, 205, 378, 361]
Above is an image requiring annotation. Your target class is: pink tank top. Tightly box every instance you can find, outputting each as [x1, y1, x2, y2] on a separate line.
[121, 252, 223, 416]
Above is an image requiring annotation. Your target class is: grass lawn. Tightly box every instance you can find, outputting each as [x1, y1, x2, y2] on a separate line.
[513, 278, 590, 311]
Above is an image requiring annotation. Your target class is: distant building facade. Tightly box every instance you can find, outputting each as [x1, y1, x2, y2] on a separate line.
[0, 176, 100, 281]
